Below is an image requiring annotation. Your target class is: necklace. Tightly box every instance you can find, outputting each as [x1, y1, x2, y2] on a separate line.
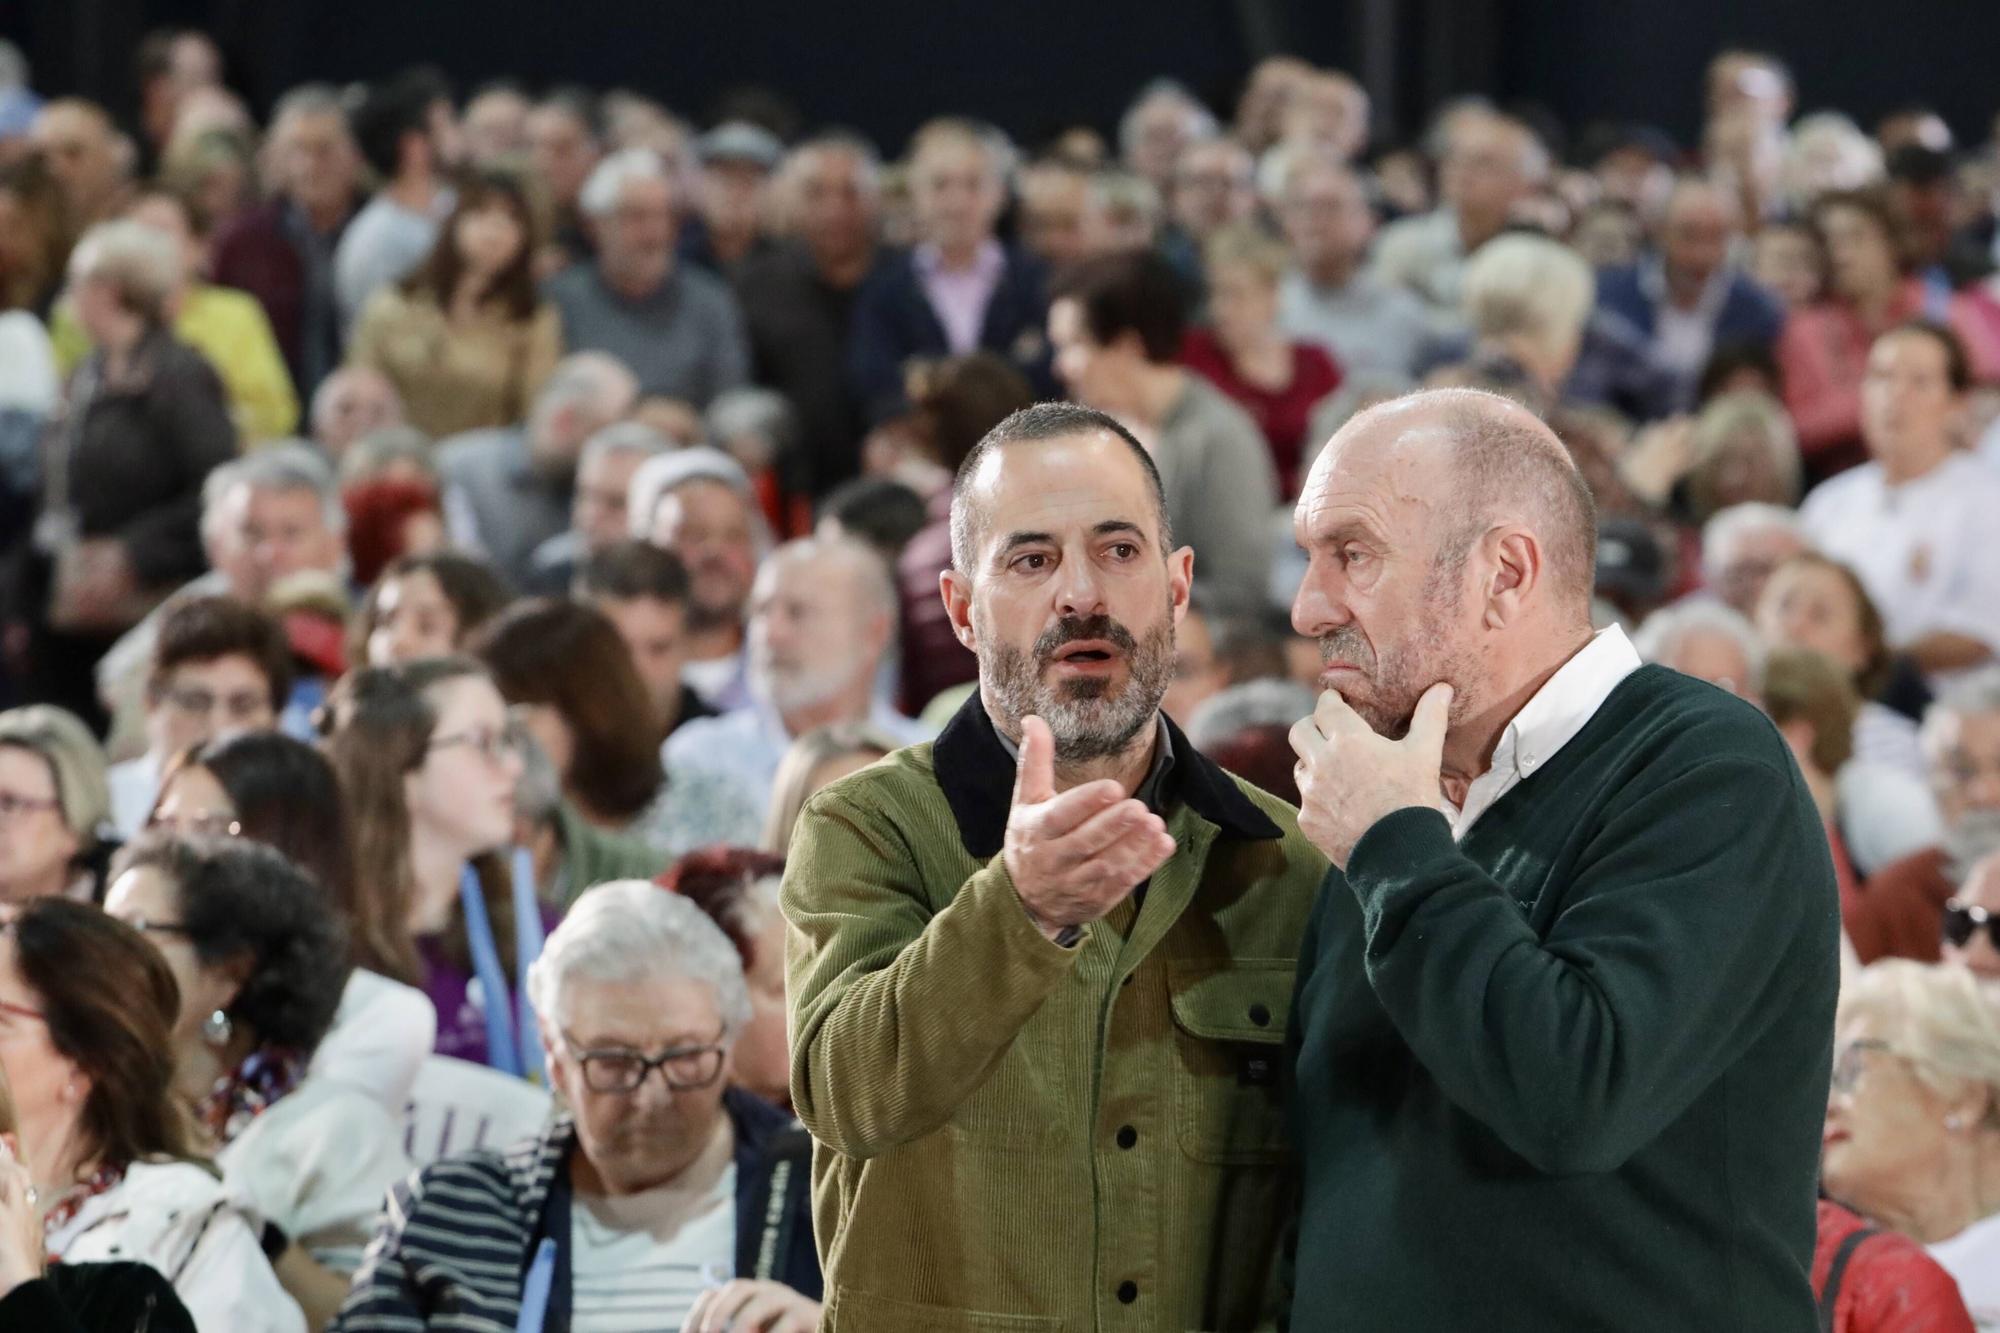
[41, 1162, 128, 1260]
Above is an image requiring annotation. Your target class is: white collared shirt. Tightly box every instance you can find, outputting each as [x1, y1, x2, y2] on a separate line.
[1799, 452, 2000, 671]
[1446, 626, 1644, 839]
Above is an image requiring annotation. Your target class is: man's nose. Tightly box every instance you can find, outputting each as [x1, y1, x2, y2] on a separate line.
[1291, 563, 1352, 638]
[1050, 556, 1108, 617]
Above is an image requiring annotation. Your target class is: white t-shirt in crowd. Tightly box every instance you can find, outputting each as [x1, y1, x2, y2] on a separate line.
[1799, 453, 2000, 677]
[569, 1119, 737, 1332]
[1929, 1208, 2000, 1330]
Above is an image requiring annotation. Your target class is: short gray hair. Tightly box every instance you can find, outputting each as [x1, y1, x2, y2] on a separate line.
[1700, 502, 1806, 587]
[760, 535, 896, 623]
[67, 220, 181, 325]
[1922, 665, 2000, 755]
[1118, 78, 1217, 159]
[200, 439, 344, 539]
[526, 879, 751, 1035]
[1838, 959, 2000, 1119]
[579, 146, 670, 218]
[1186, 679, 1317, 751]
[270, 83, 347, 129]
[580, 420, 669, 473]
[1633, 600, 1766, 693]
[1461, 232, 1595, 358]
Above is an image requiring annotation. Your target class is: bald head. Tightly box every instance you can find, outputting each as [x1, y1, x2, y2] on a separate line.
[1329, 388, 1597, 607]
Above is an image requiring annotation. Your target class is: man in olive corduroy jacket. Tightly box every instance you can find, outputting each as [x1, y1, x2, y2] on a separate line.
[782, 402, 1326, 1332]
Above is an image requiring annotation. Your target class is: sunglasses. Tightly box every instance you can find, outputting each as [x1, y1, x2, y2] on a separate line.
[1942, 899, 2000, 952]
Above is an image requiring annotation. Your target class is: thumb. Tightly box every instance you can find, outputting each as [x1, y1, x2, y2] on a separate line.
[1011, 716, 1056, 806]
[1405, 682, 1454, 763]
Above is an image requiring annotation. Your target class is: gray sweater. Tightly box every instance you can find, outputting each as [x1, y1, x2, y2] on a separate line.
[1154, 376, 1280, 614]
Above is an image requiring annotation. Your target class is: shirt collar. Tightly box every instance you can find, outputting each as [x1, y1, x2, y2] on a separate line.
[1486, 625, 1643, 786]
[913, 239, 1004, 281]
[992, 715, 1178, 815]
[933, 690, 1279, 860]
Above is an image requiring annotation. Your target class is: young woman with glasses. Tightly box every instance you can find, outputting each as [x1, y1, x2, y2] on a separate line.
[320, 656, 555, 1076]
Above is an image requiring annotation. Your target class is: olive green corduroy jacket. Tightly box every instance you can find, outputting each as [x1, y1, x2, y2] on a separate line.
[782, 698, 1328, 1333]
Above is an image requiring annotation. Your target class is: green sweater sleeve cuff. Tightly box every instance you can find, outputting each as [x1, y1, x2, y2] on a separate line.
[1347, 807, 1459, 891]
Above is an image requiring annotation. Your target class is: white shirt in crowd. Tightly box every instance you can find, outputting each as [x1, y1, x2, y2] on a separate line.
[569, 1115, 738, 1333]
[311, 967, 438, 1111]
[1447, 625, 1643, 838]
[664, 698, 931, 813]
[216, 1074, 412, 1276]
[1929, 1208, 2000, 1331]
[48, 1158, 305, 1333]
[1799, 452, 2000, 677]
[106, 750, 163, 838]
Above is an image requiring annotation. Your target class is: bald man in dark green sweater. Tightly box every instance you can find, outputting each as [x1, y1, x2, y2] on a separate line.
[1285, 388, 1839, 1330]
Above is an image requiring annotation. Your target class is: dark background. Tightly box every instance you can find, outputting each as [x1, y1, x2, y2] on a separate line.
[2, 0, 1988, 156]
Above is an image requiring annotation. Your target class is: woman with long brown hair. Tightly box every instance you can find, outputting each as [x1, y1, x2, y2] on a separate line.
[347, 171, 560, 437]
[473, 598, 762, 857]
[0, 898, 300, 1330]
[319, 657, 552, 1077]
[147, 731, 436, 1110]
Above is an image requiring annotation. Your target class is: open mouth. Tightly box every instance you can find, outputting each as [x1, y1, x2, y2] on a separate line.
[1051, 640, 1120, 665]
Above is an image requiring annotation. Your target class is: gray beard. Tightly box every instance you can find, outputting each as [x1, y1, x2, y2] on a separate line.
[983, 613, 1176, 766]
[1943, 809, 2000, 882]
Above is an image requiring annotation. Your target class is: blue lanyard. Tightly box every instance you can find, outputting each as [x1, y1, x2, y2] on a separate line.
[457, 849, 547, 1080]
[516, 1237, 556, 1333]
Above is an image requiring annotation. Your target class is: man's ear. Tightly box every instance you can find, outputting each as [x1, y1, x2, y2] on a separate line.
[1167, 547, 1194, 626]
[1482, 526, 1541, 630]
[939, 568, 977, 652]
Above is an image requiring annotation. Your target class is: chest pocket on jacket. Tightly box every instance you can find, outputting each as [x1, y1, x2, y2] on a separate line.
[1167, 958, 1294, 1164]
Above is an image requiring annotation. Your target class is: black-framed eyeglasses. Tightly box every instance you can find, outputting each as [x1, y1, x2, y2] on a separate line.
[1943, 899, 2000, 952]
[159, 684, 272, 723]
[1830, 1038, 1900, 1095]
[561, 1029, 727, 1095]
[0, 792, 61, 821]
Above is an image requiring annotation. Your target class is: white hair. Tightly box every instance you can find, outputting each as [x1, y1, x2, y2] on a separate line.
[626, 445, 752, 541]
[1921, 665, 2000, 756]
[1461, 232, 1595, 359]
[529, 351, 638, 432]
[67, 220, 181, 324]
[1186, 679, 1317, 751]
[526, 879, 751, 1035]
[760, 535, 896, 623]
[1632, 600, 1767, 693]
[1838, 959, 2000, 1119]
[200, 439, 345, 540]
[1700, 502, 1806, 586]
[579, 420, 669, 473]
[578, 146, 671, 218]
[1118, 78, 1218, 159]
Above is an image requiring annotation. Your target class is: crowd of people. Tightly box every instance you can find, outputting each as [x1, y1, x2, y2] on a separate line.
[0, 28, 1994, 1331]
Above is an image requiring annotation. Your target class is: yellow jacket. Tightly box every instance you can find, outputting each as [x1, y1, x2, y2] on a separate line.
[53, 283, 299, 443]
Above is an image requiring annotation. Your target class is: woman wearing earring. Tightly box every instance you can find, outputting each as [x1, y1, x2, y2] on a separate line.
[147, 731, 438, 1111]
[103, 832, 410, 1330]
[320, 657, 554, 1076]
[1823, 960, 2000, 1328]
[0, 897, 301, 1331]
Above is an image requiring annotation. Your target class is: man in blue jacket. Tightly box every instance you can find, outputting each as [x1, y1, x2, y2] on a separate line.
[848, 118, 1054, 422]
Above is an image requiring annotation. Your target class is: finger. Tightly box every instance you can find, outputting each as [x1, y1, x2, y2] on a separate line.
[1011, 715, 1057, 807]
[1288, 715, 1329, 764]
[732, 1292, 797, 1329]
[680, 1292, 713, 1333]
[1406, 682, 1454, 761]
[1314, 687, 1366, 737]
[1032, 779, 1128, 837]
[690, 1283, 756, 1332]
[1048, 800, 1159, 865]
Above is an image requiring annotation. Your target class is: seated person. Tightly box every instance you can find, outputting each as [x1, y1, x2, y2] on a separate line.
[336, 880, 821, 1331]
[0, 898, 302, 1330]
[106, 594, 293, 836]
[1822, 960, 2000, 1329]
[349, 552, 513, 669]
[0, 706, 113, 905]
[103, 834, 410, 1329]
[657, 848, 792, 1109]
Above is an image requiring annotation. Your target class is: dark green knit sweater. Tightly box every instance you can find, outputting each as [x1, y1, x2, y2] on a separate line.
[1287, 665, 1840, 1331]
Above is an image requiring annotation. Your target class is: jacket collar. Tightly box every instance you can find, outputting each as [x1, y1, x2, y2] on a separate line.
[933, 690, 1282, 860]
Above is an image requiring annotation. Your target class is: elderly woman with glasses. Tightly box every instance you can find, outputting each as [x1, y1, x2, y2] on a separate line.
[336, 880, 821, 1333]
[1823, 960, 2000, 1328]
[0, 707, 111, 906]
[102, 833, 410, 1330]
